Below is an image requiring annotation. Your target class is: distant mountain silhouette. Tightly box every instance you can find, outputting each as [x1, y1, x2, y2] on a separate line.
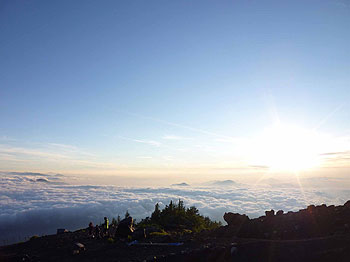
[171, 182, 190, 187]
[35, 178, 49, 183]
[209, 180, 236, 186]
[9, 172, 49, 177]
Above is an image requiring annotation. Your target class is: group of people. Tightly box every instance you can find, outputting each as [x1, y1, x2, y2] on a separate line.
[88, 217, 109, 238]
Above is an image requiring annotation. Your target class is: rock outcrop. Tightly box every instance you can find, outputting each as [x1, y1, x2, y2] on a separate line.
[223, 212, 249, 227]
[220, 201, 350, 240]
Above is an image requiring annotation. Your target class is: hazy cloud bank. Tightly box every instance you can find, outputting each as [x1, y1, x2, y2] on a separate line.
[0, 172, 349, 245]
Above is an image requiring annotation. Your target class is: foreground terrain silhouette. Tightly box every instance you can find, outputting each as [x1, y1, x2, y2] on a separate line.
[1, 200, 350, 262]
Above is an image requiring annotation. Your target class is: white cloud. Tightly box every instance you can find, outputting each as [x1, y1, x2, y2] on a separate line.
[132, 139, 161, 147]
[47, 143, 79, 150]
[0, 172, 349, 245]
[0, 142, 124, 172]
[0, 144, 71, 159]
[118, 136, 161, 147]
[162, 135, 189, 140]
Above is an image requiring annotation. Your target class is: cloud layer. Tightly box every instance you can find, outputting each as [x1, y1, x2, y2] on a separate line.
[0, 172, 349, 245]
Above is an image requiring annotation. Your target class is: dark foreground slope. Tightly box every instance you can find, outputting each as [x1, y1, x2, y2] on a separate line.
[1, 201, 350, 262]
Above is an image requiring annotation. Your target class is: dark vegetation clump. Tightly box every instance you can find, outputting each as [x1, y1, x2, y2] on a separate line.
[137, 199, 221, 232]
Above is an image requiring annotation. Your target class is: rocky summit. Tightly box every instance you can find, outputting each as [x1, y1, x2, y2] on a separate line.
[1, 201, 350, 262]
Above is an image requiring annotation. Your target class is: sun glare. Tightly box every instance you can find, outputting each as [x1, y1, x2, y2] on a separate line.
[250, 124, 322, 172]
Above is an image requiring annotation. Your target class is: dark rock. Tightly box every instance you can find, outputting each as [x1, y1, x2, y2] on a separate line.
[223, 212, 249, 227]
[56, 228, 69, 234]
[344, 200, 350, 208]
[72, 242, 85, 255]
[276, 210, 284, 216]
[265, 210, 275, 217]
[75, 242, 85, 250]
[328, 205, 335, 210]
[307, 205, 316, 213]
[132, 228, 146, 240]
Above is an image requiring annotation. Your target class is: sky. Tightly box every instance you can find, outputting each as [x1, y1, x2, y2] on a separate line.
[1, 0, 350, 180]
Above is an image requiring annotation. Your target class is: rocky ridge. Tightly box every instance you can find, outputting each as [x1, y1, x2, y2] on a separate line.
[1, 201, 350, 262]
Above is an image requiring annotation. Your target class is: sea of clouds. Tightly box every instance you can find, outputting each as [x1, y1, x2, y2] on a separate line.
[0, 171, 349, 245]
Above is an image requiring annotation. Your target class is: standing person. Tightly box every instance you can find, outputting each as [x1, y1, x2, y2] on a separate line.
[88, 222, 94, 237]
[104, 217, 109, 237]
[95, 225, 101, 239]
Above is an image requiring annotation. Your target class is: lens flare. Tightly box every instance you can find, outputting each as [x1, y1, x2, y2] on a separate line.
[249, 124, 322, 172]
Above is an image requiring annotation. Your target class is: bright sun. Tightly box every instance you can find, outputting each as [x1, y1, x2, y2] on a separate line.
[250, 124, 322, 172]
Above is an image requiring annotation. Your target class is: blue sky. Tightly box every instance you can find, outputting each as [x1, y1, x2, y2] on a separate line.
[1, 0, 350, 176]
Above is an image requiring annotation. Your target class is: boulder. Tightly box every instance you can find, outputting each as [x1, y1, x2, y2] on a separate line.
[220, 200, 350, 240]
[56, 228, 69, 234]
[265, 210, 275, 218]
[73, 242, 85, 255]
[344, 200, 350, 208]
[223, 212, 249, 227]
[75, 242, 85, 250]
[307, 205, 316, 213]
[276, 210, 284, 216]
